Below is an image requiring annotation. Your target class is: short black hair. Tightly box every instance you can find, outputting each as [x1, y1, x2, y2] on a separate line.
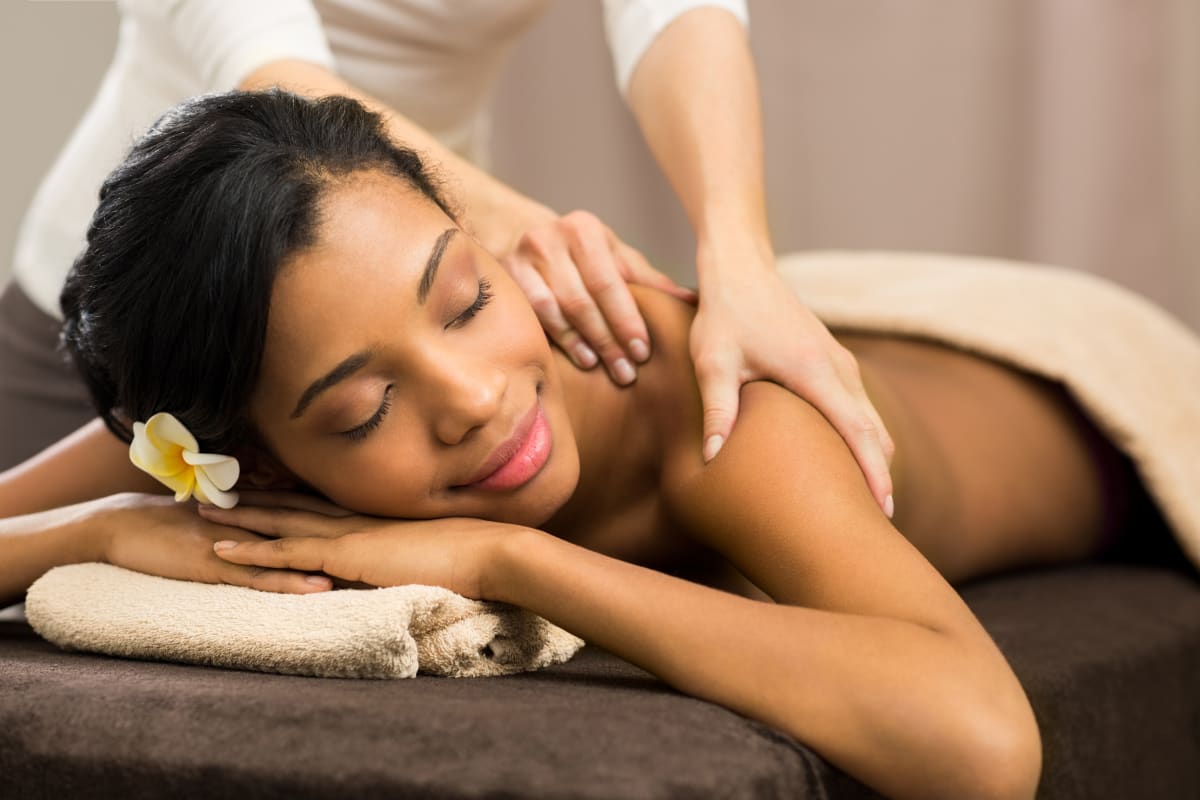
[60, 89, 455, 453]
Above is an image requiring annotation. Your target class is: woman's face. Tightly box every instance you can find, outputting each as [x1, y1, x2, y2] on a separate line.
[248, 170, 580, 526]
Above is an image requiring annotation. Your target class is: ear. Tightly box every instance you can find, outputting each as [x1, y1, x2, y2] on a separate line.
[233, 445, 302, 491]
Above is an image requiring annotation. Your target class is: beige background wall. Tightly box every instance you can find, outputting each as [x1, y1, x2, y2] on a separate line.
[3, 0, 1197, 331]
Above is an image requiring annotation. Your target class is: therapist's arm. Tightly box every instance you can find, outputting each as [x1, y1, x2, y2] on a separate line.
[626, 6, 896, 514]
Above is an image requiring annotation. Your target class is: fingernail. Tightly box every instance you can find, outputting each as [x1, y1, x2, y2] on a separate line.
[628, 338, 650, 363]
[613, 357, 636, 385]
[572, 341, 598, 368]
[213, 540, 237, 552]
[703, 434, 724, 462]
[305, 575, 331, 587]
[884, 494, 895, 519]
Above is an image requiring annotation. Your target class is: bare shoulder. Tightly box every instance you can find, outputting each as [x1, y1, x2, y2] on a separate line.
[658, 375, 983, 636]
[625, 283, 706, 451]
[629, 284, 697, 377]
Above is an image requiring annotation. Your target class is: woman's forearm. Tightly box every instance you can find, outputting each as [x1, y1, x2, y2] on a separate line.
[0, 500, 105, 607]
[490, 530, 1039, 800]
[0, 419, 161, 518]
[238, 60, 553, 258]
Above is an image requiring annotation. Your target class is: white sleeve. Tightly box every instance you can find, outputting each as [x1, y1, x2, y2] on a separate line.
[127, 0, 336, 91]
[602, 0, 750, 97]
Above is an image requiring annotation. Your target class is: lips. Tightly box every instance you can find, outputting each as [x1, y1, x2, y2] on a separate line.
[459, 401, 552, 491]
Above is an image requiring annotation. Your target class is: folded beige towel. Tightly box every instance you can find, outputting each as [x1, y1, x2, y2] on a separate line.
[26, 563, 583, 678]
[779, 251, 1200, 569]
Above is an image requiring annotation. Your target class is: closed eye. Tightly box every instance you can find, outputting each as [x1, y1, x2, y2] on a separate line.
[446, 278, 493, 329]
[341, 385, 393, 442]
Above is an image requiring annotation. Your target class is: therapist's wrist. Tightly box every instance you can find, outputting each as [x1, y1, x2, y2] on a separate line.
[695, 229, 775, 289]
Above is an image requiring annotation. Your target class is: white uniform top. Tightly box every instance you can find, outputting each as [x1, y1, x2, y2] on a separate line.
[13, 0, 747, 319]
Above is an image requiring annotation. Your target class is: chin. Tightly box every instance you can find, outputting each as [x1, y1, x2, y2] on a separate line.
[485, 446, 580, 528]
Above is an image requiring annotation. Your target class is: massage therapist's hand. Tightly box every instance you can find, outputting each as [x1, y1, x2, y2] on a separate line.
[200, 492, 522, 600]
[95, 493, 332, 594]
[500, 208, 697, 385]
[692, 247, 897, 516]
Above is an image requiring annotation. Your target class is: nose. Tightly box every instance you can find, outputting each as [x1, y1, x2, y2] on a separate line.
[421, 351, 507, 446]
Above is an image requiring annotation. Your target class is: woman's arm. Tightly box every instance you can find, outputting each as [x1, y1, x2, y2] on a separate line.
[626, 7, 896, 510]
[648, 381, 1040, 798]
[498, 389, 1038, 800]
[0, 419, 161, 518]
[0, 491, 333, 608]
[210, 382, 1039, 799]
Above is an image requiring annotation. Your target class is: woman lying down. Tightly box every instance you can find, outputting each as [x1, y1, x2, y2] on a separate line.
[1, 90, 1178, 800]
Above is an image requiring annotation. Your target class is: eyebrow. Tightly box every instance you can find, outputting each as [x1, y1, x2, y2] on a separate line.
[290, 350, 373, 419]
[418, 228, 457, 304]
[289, 227, 457, 420]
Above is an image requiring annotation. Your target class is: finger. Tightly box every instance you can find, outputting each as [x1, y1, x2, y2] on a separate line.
[505, 256, 600, 369]
[852, 380, 897, 467]
[213, 553, 333, 595]
[829, 349, 898, 469]
[564, 225, 653, 364]
[693, 353, 742, 463]
[213, 536, 334, 573]
[198, 504, 351, 539]
[799, 367, 896, 517]
[548, 251, 638, 385]
[830, 352, 897, 470]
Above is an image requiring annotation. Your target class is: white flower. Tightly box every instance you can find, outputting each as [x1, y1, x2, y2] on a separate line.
[129, 412, 240, 509]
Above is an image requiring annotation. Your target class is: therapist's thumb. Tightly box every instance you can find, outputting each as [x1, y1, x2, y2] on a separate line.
[696, 362, 741, 463]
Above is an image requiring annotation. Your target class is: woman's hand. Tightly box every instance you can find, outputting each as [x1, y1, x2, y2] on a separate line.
[199, 493, 523, 600]
[691, 247, 897, 516]
[95, 492, 333, 593]
[500, 209, 697, 385]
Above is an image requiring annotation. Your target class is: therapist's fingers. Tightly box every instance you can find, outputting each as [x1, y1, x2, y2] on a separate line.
[560, 211, 653, 368]
[508, 214, 640, 385]
[799, 354, 896, 517]
[831, 350, 897, 467]
[503, 253, 600, 370]
[692, 342, 744, 463]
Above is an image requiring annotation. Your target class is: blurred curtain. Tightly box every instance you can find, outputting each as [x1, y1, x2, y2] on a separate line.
[489, 0, 1200, 331]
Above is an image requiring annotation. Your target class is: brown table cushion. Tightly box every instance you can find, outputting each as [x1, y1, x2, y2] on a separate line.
[2, 537, 1197, 799]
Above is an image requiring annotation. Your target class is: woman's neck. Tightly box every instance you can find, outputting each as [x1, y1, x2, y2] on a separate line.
[542, 345, 660, 535]
[542, 286, 702, 538]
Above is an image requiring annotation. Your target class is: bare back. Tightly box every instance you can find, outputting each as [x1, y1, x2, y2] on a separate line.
[568, 288, 1134, 591]
[841, 332, 1128, 583]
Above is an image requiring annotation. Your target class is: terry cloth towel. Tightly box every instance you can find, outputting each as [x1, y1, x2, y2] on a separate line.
[778, 251, 1200, 570]
[25, 563, 583, 679]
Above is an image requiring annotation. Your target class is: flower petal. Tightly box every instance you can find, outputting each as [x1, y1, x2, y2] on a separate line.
[130, 425, 190, 487]
[195, 467, 239, 509]
[187, 453, 240, 491]
[144, 412, 199, 454]
[160, 468, 196, 502]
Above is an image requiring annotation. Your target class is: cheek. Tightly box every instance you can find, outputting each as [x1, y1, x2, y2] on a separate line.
[273, 429, 437, 516]
[316, 453, 435, 516]
[492, 282, 551, 357]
